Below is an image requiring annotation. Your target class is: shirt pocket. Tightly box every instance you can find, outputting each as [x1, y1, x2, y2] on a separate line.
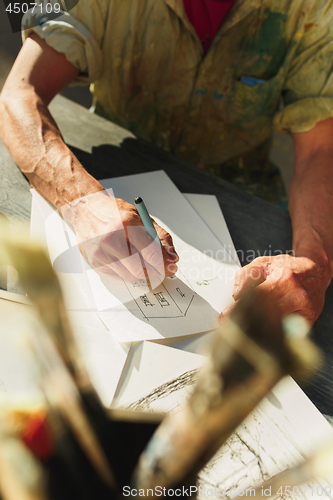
[224, 73, 283, 129]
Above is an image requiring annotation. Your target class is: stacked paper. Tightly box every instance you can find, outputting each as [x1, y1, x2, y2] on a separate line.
[26, 170, 333, 499]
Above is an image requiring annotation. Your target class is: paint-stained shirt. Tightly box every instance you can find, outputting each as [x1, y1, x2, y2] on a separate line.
[22, 1, 333, 169]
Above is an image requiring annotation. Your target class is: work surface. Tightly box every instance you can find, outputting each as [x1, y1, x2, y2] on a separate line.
[0, 95, 332, 416]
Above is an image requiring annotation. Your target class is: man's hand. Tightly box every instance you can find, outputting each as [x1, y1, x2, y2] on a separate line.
[221, 118, 333, 327]
[61, 190, 178, 281]
[219, 254, 331, 325]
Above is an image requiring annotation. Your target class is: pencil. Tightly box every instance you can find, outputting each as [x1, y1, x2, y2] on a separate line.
[134, 197, 162, 292]
[134, 197, 161, 244]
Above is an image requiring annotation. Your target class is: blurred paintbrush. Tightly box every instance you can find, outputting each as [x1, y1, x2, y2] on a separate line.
[0, 222, 117, 492]
[131, 286, 321, 495]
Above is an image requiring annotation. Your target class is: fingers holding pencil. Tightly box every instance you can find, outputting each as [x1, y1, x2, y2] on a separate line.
[134, 197, 179, 277]
[62, 191, 178, 282]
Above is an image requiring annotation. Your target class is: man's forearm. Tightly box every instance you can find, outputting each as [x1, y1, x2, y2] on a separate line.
[223, 145, 333, 324]
[0, 89, 104, 210]
[289, 149, 333, 287]
[0, 33, 178, 282]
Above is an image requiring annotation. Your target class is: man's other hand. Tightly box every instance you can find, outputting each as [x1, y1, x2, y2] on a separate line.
[219, 254, 331, 326]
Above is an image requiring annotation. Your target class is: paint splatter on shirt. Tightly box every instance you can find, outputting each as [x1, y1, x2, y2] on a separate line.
[22, 0, 333, 206]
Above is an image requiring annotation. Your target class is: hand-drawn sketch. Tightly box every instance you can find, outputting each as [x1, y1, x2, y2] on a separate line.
[112, 342, 205, 409]
[31, 172, 242, 341]
[120, 272, 196, 321]
[123, 377, 333, 499]
[154, 292, 170, 307]
[196, 277, 218, 286]
[198, 407, 333, 500]
[125, 369, 199, 414]
[140, 294, 155, 307]
[132, 279, 150, 288]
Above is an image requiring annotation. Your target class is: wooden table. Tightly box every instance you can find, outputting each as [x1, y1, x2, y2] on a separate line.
[1, 95, 332, 416]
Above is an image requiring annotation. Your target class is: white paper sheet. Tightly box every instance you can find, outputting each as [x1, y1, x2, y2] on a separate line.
[29, 183, 333, 495]
[184, 193, 241, 267]
[31, 171, 239, 342]
[198, 377, 333, 498]
[70, 323, 129, 407]
[116, 360, 333, 497]
[0, 295, 128, 407]
[154, 193, 241, 354]
[112, 341, 205, 410]
[0, 301, 40, 400]
[31, 192, 110, 330]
